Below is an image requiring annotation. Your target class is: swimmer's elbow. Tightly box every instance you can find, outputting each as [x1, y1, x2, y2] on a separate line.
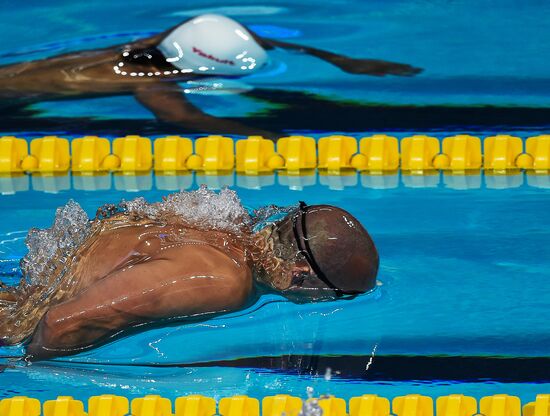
[220, 274, 253, 311]
[26, 309, 88, 360]
[26, 312, 60, 360]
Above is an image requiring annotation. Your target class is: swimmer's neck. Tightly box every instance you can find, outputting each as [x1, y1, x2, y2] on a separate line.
[248, 224, 281, 288]
[249, 224, 274, 258]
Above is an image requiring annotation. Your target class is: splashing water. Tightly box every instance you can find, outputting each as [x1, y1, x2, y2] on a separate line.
[300, 387, 324, 416]
[120, 186, 252, 234]
[20, 200, 91, 286]
[250, 203, 296, 232]
[300, 399, 324, 416]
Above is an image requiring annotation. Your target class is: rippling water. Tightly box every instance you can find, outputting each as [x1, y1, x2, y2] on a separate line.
[1, 0, 549, 403]
[3, 0, 550, 135]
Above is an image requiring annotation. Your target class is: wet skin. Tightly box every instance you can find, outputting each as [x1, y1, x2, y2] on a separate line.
[26, 221, 254, 359]
[0, 19, 421, 136]
[5, 201, 379, 360]
[0, 29, 270, 136]
[23, 210, 347, 359]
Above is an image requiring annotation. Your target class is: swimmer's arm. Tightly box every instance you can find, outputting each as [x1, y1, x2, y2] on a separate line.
[252, 34, 422, 77]
[133, 85, 279, 139]
[26, 251, 251, 359]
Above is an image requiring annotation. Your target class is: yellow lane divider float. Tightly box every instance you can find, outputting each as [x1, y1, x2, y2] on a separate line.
[71, 136, 111, 173]
[276, 135, 317, 174]
[524, 394, 550, 416]
[219, 396, 259, 416]
[43, 397, 85, 416]
[22, 136, 70, 173]
[112, 135, 153, 172]
[154, 136, 193, 173]
[483, 135, 523, 172]
[524, 135, 550, 173]
[315, 397, 348, 416]
[262, 395, 302, 416]
[0, 136, 28, 174]
[436, 135, 482, 173]
[190, 135, 235, 174]
[131, 395, 172, 416]
[1, 134, 550, 175]
[480, 394, 522, 416]
[436, 395, 477, 416]
[236, 136, 283, 175]
[349, 395, 390, 416]
[393, 394, 433, 416]
[317, 135, 358, 174]
[0, 397, 40, 416]
[176, 396, 216, 416]
[88, 396, 128, 416]
[400, 135, 440, 174]
[1, 394, 549, 416]
[355, 135, 400, 173]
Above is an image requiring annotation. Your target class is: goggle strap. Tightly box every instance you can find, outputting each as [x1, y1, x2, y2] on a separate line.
[294, 201, 349, 297]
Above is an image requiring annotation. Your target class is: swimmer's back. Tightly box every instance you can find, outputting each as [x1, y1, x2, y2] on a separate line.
[27, 221, 253, 358]
[71, 217, 251, 296]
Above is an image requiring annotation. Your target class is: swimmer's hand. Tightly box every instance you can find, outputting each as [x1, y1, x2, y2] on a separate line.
[330, 57, 422, 77]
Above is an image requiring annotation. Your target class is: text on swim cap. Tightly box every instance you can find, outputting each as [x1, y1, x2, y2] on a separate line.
[192, 47, 235, 66]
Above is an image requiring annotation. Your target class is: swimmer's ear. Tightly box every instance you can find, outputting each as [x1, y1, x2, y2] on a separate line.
[329, 57, 422, 77]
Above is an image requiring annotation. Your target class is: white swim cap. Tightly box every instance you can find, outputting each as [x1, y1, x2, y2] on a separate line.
[158, 14, 268, 76]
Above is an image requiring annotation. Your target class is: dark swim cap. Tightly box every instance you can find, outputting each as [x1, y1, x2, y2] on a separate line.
[292, 202, 379, 296]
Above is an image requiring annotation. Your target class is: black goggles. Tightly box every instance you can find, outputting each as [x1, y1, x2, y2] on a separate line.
[292, 201, 359, 299]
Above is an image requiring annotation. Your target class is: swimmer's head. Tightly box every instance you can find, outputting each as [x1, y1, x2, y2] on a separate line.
[158, 14, 268, 76]
[253, 203, 379, 301]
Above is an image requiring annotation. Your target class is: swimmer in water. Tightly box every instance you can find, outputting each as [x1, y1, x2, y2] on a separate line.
[0, 14, 421, 137]
[0, 190, 378, 360]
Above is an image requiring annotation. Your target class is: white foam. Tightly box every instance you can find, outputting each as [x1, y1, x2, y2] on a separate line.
[120, 186, 251, 234]
[20, 200, 91, 286]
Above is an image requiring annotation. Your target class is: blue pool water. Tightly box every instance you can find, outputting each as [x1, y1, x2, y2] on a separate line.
[1, 0, 550, 405]
[3, 0, 550, 134]
[1, 173, 549, 400]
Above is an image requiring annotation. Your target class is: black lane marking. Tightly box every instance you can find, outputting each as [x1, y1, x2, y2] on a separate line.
[4, 89, 550, 134]
[46, 355, 550, 383]
[181, 355, 550, 383]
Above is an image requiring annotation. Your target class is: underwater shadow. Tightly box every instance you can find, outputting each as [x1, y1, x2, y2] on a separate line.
[3, 89, 550, 135]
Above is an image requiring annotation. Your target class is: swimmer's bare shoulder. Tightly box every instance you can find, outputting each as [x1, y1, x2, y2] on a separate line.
[27, 234, 253, 359]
